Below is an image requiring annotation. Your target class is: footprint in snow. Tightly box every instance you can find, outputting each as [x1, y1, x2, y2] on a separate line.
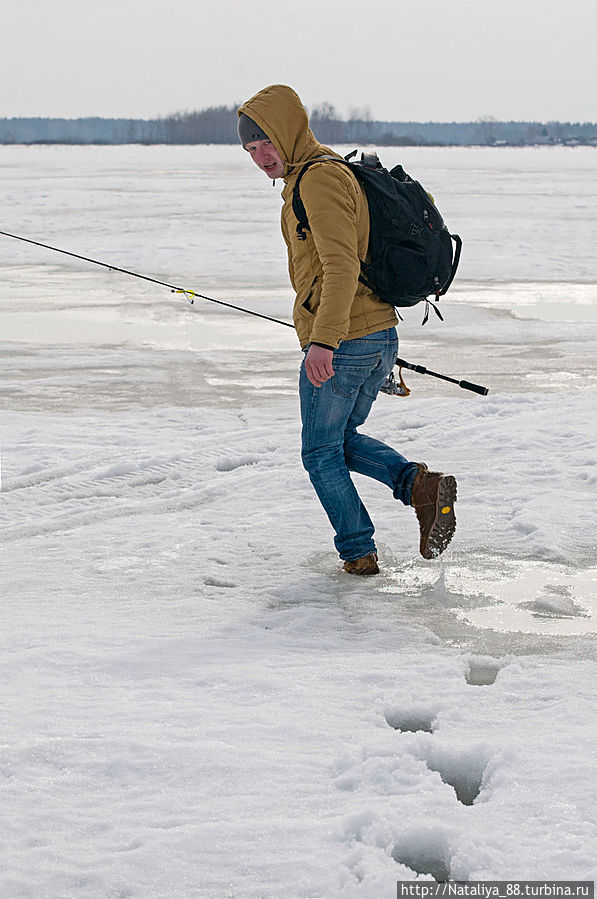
[216, 454, 262, 472]
[384, 705, 490, 805]
[203, 576, 237, 588]
[384, 706, 437, 734]
[421, 745, 489, 806]
[392, 826, 457, 882]
[465, 656, 503, 686]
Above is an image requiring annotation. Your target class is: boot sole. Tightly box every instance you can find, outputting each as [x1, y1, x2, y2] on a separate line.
[420, 475, 457, 560]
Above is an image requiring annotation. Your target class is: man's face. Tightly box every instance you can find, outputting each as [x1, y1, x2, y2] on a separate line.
[245, 139, 284, 180]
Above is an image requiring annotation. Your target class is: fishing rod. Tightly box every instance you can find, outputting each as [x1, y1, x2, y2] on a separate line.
[0, 229, 489, 396]
[0, 229, 292, 330]
[396, 358, 489, 396]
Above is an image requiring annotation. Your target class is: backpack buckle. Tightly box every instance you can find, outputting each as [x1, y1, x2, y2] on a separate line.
[360, 152, 381, 169]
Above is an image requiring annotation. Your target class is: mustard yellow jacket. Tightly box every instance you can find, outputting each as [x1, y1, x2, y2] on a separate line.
[238, 85, 397, 349]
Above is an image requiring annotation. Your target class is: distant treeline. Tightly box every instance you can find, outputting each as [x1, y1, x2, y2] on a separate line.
[1, 104, 597, 146]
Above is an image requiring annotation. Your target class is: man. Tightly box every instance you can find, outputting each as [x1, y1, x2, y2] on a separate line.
[238, 85, 457, 575]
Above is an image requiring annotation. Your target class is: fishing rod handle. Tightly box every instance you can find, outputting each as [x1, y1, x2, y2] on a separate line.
[396, 357, 489, 395]
[395, 357, 426, 374]
[459, 380, 489, 396]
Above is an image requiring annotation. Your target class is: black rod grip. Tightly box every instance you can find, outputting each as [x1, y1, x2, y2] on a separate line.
[395, 358, 489, 396]
[459, 380, 489, 396]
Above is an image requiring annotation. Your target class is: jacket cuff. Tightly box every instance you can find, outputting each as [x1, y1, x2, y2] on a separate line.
[311, 341, 335, 351]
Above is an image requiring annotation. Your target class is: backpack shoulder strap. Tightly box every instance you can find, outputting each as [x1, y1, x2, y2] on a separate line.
[291, 155, 347, 241]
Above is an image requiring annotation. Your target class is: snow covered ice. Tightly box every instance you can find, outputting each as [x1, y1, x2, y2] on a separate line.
[1, 145, 596, 897]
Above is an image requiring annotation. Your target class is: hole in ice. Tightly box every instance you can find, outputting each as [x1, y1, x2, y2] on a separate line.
[392, 827, 454, 882]
[384, 706, 436, 733]
[465, 657, 501, 686]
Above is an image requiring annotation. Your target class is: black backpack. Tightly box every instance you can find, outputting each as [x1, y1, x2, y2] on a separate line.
[292, 151, 462, 323]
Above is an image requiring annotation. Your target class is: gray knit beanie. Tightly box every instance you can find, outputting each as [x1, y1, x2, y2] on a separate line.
[238, 113, 269, 146]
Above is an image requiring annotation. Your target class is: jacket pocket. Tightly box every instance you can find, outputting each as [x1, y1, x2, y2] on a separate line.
[301, 276, 318, 312]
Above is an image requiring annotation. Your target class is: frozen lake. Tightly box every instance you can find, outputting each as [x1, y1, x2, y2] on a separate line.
[1, 145, 596, 896]
[1, 144, 596, 404]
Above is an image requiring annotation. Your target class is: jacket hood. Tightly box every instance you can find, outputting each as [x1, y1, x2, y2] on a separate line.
[238, 84, 336, 177]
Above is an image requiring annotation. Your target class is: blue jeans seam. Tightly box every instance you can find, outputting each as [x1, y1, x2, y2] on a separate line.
[347, 451, 392, 475]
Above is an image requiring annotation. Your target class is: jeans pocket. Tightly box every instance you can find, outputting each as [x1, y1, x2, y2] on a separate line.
[331, 354, 379, 399]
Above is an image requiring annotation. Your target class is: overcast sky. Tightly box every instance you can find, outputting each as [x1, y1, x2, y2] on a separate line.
[1, 0, 595, 122]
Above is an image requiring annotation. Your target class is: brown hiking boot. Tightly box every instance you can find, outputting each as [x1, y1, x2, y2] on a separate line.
[411, 463, 457, 559]
[343, 552, 380, 576]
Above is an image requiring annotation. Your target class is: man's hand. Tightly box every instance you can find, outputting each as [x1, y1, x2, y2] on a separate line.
[305, 344, 335, 387]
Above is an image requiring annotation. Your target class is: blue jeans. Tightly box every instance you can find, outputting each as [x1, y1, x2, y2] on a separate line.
[299, 328, 418, 561]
